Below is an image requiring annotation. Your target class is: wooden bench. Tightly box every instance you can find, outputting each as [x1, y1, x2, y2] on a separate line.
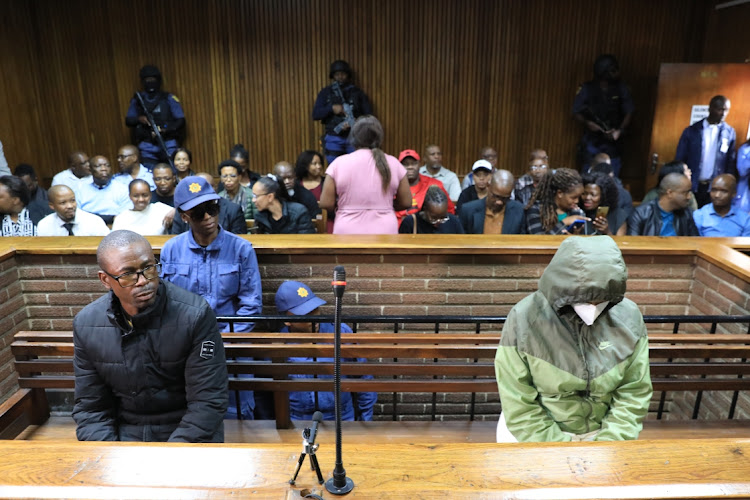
[4, 330, 750, 441]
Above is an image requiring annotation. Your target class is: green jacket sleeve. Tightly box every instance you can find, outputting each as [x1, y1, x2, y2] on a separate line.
[594, 334, 653, 441]
[495, 312, 571, 442]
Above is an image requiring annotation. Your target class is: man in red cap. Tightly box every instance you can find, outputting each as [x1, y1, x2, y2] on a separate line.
[395, 149, 455, 226]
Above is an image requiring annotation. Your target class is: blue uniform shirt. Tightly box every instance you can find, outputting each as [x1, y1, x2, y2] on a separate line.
[160, 226, 262, 420]
[283, 322, 378, 421]
[693, 203, 750, 237]
[160, 226, 262, 332]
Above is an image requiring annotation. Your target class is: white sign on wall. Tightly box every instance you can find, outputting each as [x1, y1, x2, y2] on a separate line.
[690, 105, 709, 125]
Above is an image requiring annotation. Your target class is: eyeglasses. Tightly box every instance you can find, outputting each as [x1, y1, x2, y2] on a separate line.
[421, 212, 450, 225]
[116, 154, 134, 160]
[529, 164, 548, 171]
[104, 262, 161, 288]
[220, 173, 238, 179]
[488, 192, 511, 205]
[186, 200, 220, 221]
[252, 192, 271, 201]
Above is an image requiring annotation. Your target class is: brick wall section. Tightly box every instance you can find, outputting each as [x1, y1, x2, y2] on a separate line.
[664, 258, 750, 421]
[7, 250, 748, 423]
[0, 255, 27, 402]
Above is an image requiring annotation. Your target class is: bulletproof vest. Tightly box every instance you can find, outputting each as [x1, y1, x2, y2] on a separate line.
[140, 92, 175, 127]
[583, 81, 626, 131]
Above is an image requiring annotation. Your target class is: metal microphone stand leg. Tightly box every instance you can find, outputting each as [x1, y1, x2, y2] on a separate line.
[290, 428, 324, 485]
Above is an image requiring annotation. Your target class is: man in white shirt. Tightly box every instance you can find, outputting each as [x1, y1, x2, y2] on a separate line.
[419, 144, 461, 202]
[675, 95, 736, 208]
[37, 185, 110, 236]
[51, 152, 93, 195]
[113, 144, 156, 190]
[0, 140, 10, 177]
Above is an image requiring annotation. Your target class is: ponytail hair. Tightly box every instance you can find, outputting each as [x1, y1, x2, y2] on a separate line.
[256, 174, 290, 202]
[351, 115, 391, 193]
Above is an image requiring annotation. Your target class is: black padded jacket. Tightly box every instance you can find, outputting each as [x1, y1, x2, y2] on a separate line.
[72, 280, 228, 442]
[626, 199, 699, 236]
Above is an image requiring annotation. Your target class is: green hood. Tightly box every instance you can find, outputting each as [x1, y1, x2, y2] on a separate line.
[538, 235, 626, 312]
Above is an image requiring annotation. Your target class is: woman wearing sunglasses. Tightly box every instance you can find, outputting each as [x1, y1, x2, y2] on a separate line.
[398, 186, 465, 234]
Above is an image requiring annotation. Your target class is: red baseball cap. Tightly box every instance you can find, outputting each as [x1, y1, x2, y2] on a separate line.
[398, 149, 421, 162]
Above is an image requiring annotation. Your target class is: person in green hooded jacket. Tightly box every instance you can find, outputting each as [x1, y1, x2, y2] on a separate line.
[495, 235, 652, 442]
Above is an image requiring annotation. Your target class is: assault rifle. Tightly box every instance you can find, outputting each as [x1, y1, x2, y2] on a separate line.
[134, 92, 176, 170]
[331, 81, 355, 135]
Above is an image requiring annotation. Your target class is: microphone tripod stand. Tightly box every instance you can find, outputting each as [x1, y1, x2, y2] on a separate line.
[289, 422, 325, 485]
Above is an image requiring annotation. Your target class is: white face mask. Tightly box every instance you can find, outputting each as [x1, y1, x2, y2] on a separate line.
[573, 302, 609, 326]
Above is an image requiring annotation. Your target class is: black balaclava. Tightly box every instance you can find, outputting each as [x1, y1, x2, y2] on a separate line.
[139, 65, 163, 94]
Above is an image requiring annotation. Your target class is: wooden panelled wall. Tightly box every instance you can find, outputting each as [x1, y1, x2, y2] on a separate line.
[0, 0, 736, 198]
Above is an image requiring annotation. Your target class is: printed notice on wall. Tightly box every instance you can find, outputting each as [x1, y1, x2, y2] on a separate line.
[690, 105, 709, 125]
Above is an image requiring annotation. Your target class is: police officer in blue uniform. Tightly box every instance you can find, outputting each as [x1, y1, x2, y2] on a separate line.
[125, 65, 186, 169]
[312, 60, 373, 165]
[573, 55, 634, 177]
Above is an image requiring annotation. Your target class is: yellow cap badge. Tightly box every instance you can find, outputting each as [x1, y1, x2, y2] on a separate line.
[297, 287, 309, 298]
[189, 182, 202, 193]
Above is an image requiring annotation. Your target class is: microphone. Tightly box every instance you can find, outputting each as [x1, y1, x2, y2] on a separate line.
[326, 265, 354, 495]
[332, 265, 346, 299]
[308, 411, 323, 445]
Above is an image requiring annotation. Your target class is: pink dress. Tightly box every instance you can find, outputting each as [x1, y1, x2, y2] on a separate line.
[326, 149, 406, 234]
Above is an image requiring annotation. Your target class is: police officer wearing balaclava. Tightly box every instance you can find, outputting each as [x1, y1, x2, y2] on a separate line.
[572, 55, 634, 177]
[312, 60, 373, 165]
[125, 65, 186, 170]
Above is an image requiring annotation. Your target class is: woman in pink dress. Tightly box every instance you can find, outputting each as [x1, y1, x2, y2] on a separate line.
[320, 116, 412, 234]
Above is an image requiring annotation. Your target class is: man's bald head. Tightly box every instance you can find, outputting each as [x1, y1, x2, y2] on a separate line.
[659, 172, 692, 211]
[491, 169, 515, 190]
[273, 161, 295, 191]
[713, 173, 737, 192]
[68, 151, 90, 178]
[710, 174, 737, 212]
[48, 184, 75, 203]
[195, 172, 219, 192]
[486, 170, 515, 214]
[592, 152, 611, 165]
[660, 172, 688, 193]
[48, 185, 77, 222]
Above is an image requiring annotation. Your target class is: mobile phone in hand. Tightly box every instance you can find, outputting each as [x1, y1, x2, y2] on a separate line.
[596, 206, 610, 219]
[565, 219, 586, 232]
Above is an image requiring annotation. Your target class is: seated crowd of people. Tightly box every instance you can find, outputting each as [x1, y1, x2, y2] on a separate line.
[1, 137, 749, 238]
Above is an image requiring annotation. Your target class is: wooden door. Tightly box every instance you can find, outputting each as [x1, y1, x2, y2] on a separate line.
[646, 63, 750, 194]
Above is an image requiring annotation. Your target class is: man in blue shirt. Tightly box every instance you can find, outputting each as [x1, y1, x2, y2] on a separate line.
[694, 174, 750, 237]
[76, 155, 131, 225]
[113, 144, 156, 191]
[275, 280, 377, 421]
[160, 175, 262, 419]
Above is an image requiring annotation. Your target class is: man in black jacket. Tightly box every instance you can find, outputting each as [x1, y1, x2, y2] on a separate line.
[72, 230, 228, 442]
[627, 172, 699, 236]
